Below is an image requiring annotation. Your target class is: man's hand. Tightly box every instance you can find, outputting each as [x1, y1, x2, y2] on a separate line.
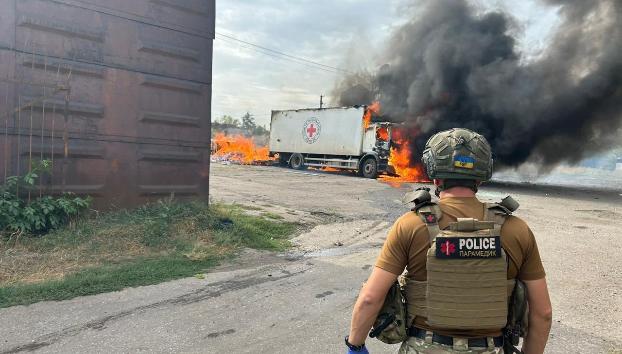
[522, 278, 553, 354]
[347, 267, 399, 346]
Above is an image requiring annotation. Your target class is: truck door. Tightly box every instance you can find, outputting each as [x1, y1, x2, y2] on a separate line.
[362, 125, 377, 153]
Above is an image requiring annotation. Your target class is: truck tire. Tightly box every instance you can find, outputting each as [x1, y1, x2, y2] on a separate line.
[359, 157, 378, 179]
[278, 153, 290, 167]
[289, 153, 306, 170]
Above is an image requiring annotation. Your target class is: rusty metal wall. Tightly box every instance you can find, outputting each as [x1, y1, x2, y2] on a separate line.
[0, 0, 214, 209]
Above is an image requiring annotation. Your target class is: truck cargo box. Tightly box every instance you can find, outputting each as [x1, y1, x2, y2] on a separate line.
[269, 107, 365, 156]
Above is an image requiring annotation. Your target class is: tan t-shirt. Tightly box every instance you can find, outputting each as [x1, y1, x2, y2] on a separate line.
[375, 196, 546, 338]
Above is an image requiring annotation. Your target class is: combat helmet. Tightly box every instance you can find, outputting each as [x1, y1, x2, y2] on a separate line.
[422, 128, 493, 181]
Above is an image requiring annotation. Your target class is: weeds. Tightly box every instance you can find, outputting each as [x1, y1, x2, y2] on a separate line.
[0, 201, 297, 308]
[0, 160, 91, 237]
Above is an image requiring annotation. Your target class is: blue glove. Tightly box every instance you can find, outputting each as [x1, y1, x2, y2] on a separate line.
[347, 346, 369, 354]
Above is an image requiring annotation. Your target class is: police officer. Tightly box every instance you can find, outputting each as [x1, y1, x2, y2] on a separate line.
[345, 128, 552, 354]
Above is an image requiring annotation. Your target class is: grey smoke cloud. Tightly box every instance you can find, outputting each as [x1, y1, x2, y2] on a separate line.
[334, 0, 622, 168]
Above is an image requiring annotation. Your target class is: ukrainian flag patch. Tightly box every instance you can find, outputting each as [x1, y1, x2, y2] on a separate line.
[454, 155, 475, 169]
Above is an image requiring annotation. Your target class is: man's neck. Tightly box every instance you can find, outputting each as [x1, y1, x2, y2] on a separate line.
[439, 187, 476, 199]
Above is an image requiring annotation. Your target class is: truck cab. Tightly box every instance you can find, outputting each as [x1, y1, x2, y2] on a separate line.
[362, 122, 393, 176]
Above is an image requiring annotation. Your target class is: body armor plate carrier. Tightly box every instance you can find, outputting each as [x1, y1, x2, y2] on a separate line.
[404, 194, 520, 330]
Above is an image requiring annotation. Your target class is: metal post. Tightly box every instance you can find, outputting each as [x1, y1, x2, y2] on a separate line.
[62, 88, 70, 193]
[16, 95, 21, 197]
[28, 46, 35, 200]
[40, 54, 48, 198]
[3, 81, 8, 183]
[28, 92, 34, 202]
[51, 62, 61, 183]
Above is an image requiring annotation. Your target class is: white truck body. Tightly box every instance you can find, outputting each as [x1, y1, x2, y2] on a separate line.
[269, 107, 367, 156]
[269, 106, 394, 178]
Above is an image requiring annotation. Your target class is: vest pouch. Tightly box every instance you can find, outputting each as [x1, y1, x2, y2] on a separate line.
[369, 281, 408, 344]
[426, 227, 508, 330]
[403, 278, 427, 325]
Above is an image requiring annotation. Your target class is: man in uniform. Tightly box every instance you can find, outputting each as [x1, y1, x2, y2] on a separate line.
[345, 128, 552, 353]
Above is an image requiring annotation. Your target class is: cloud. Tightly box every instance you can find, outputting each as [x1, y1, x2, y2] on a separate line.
[212, 1, 561, 127]
[212, 0, 403, 126]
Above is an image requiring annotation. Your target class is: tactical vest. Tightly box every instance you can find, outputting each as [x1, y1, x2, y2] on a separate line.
[403, 196, 519, 330]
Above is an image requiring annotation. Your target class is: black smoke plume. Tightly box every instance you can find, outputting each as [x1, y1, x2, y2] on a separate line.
[334, 0, 622, 168]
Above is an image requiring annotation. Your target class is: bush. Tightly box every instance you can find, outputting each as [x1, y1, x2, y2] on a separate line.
[0, 160, 91, 235]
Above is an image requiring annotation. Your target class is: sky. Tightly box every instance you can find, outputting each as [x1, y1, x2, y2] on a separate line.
[212, 0, 560, 127]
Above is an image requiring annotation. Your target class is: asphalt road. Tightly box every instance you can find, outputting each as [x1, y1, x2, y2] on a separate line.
[1, 164, 621, 354]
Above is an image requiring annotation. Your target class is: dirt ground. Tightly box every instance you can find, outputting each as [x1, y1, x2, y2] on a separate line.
[211, 164, 622, 353]
[1, 163, 620, 353]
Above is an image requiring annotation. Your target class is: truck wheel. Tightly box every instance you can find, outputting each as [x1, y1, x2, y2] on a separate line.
[359, 157, 378, 179]
[278, 153, 290, 167]
[289, 153, 306, 170]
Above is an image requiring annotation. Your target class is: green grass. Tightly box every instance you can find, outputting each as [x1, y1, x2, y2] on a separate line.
[0, 256, 219, 308]
[262, 212, 285, 220]
[0, 201, 297, 308]
[237, 204, 263, 211]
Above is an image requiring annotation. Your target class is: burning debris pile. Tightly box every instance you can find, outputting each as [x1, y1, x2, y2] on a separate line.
[336, 0, 622, 171]
[211, 133, 273, 164]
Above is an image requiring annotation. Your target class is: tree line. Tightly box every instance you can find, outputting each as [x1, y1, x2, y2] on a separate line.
[212, 112, 268, 136]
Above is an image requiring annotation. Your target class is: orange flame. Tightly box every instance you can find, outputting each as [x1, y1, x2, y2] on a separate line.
[363, 101, 381, 129]
[380, 126, 431, 184]
[212, 133, 272, 164]
[386, 145, 429, 182]
[362, 101, 429, 184]
[377, 127, 389, 141]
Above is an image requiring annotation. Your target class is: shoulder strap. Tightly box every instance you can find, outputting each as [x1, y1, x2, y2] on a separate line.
[485, 197, 519, 275]
[484, 198, 517, 232]
[414, 203, 443, 244]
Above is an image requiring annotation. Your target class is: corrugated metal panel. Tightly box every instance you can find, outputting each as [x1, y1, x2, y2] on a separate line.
[0, 0, 214, 209]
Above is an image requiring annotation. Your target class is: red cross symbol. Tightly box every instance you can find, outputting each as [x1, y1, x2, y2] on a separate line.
[306, 123, 317, 138]
[426, 214, 436, 223]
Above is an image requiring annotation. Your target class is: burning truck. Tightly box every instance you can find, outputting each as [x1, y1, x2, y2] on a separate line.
[268, 105, 397, 179]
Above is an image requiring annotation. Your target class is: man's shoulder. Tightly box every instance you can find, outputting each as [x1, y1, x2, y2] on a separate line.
[396, 210, 424, 224]
[500, 214, 536, 250]
[501, 214, 531, 234]
[395, 210, 427, 231]
[387, 211, 429, 247]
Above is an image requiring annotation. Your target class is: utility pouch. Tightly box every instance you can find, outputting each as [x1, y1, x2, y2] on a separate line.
[369, 281, 408, 344]
[504, 280, 528, 354]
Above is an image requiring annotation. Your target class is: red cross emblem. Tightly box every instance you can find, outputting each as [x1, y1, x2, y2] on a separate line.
[302, 119, 321, 144]
[425, 214, 437, 224]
